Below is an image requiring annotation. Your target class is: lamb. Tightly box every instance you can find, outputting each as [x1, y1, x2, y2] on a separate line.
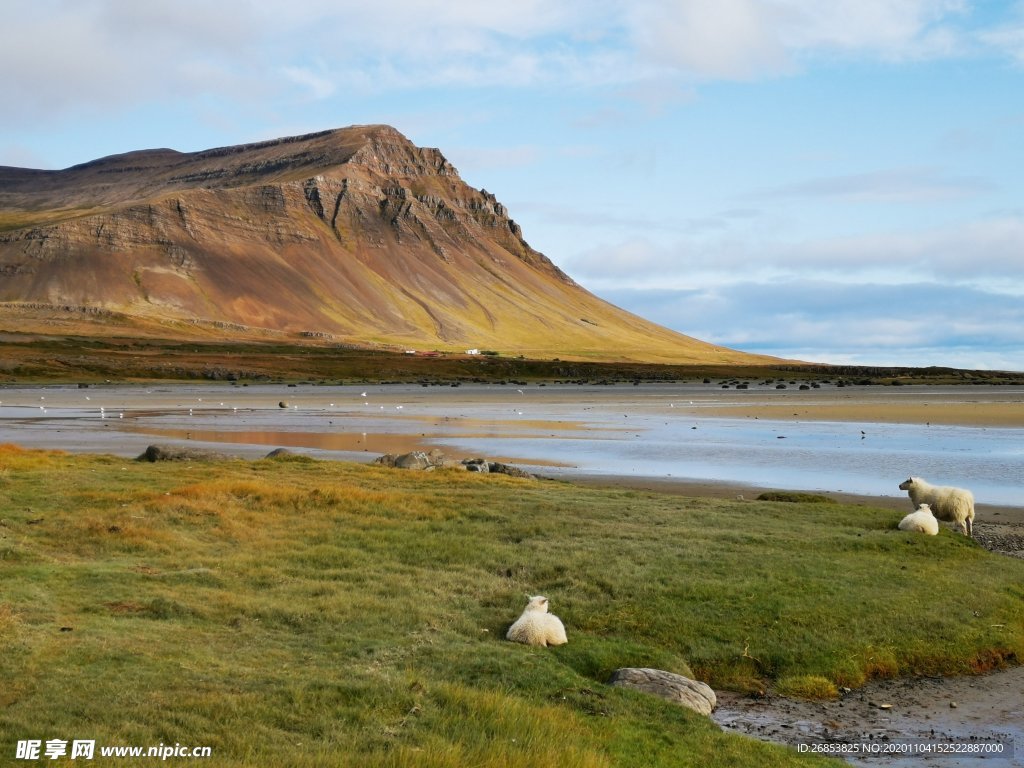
[898, 477, 975, 537]
[505, 595, 568, 647]
[898, 503, 939, 535]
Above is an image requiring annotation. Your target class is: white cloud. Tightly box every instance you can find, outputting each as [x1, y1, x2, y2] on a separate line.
[977, 5, 1024, 65]
[750, 167, 995, 203]
[281, 66, 336, 100]
[629, 0, 792, 80]
[0, 1, 260, 122]
[625, 0, 969, 81]
[599, 280, 1024, 368]
[0, 0, 1007, 125]
[560, 211, 1024, 368]
[447, 145, 543, 173]
[564, 212, 1024, 293]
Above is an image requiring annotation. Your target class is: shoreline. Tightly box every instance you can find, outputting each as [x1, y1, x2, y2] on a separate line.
[555, 472, 1024, 524]
[2, 381, 1022, 518]
[554, 473, 1024, 559]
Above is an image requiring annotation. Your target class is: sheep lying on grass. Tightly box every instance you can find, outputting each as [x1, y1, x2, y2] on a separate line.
[506, 596, 568, 647]
[899, 477, 975, 537]
[898, 503, 939, 536]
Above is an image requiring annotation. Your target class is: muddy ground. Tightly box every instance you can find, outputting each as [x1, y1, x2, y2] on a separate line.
[713, 666, 1022, 765]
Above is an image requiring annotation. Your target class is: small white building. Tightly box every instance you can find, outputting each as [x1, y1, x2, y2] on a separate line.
[466, 348, 481, 355]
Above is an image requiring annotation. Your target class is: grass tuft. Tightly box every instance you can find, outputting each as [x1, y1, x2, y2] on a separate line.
[756, 491, 837, 504]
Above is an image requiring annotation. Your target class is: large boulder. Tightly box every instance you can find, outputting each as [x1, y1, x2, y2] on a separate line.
[488, 461, 533, 478]
[607, 668, 717, 716]
[136, 444, 227, 462]
[395, 451, 435, 470]
[375, 450, 533, 478]
[375, 449, 452, 470]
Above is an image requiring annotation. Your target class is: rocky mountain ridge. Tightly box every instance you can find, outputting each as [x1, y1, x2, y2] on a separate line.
[0, 125, 775, 364]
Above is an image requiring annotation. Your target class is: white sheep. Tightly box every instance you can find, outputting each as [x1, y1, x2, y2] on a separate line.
[898, 477, 975, 537]
[898, 503, 939, 535]
[506, 595, 568, 647]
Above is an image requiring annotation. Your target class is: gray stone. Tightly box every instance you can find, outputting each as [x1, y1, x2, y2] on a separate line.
[375, 450, 530, 477]
[395, 451, 433, 470]
[488, 461, 533, 478]
[377, 449, 456, 471]
[607, 668, 717, 716]
[136, 444, 227, 462]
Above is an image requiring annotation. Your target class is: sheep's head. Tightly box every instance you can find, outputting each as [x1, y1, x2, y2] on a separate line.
[916, 503, 933, 514]
[525, 595, 550, 613]
[898, 477, 918, 491]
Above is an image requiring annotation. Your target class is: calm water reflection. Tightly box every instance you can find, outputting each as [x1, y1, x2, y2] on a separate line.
[1, 382, 1021, 506]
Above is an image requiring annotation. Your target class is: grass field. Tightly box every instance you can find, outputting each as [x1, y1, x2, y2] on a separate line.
[2, 445, 1022, 766]
[3, 333, 1024, 387]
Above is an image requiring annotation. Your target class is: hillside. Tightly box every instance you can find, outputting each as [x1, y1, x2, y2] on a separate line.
[0, 125, 777, 364]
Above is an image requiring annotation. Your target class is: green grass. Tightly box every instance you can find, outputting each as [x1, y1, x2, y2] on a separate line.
[4, 333, 1024, 385]
[2, 446, 1023, 766]
[755, 491, 837, 504]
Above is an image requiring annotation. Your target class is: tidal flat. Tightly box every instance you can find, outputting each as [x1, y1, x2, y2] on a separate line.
[1, 381, 1022, 507]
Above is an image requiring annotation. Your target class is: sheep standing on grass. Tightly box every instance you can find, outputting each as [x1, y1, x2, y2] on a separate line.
[899, 477, 975, 537]
[506, 596, 568, 647]
[898, 503, 939, 535]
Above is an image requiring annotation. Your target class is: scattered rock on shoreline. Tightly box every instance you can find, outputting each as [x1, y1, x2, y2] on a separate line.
[374, 450, 533, 478]
[136, 444, 229, 462]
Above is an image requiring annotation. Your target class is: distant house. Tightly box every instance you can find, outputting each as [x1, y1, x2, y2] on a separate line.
[466, 348, 480, 355]
[404, 350, 417, 355]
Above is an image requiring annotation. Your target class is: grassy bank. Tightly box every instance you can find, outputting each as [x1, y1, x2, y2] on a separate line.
[2, 335, 1023, 385]
[2, 447, 1022, 766]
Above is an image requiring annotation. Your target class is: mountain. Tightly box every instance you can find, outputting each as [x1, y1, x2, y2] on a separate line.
[0, 125, 776, 364]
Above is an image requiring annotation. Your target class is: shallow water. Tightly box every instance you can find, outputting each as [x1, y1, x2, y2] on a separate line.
[1, 382, 1022, 507]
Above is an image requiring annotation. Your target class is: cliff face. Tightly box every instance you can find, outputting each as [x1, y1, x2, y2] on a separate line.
[0, 125, 771, 364]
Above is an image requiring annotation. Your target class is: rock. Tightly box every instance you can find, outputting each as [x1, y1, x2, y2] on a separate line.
[375, 450, 531, 477]
[488, 461, 533, 478]
[376, 449, 454, 471]
[395, 451, 434, 470]
[264, 448, 294, 458]
[278, 401, 288, 409]
[608, 667, 717, 716]
[136, 444, 226, 462]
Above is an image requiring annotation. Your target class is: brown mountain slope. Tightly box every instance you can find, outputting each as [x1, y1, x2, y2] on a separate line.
[0, 125, 778, 364]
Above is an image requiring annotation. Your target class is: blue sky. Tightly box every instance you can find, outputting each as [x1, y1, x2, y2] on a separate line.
[3, 1, 1024, 369]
